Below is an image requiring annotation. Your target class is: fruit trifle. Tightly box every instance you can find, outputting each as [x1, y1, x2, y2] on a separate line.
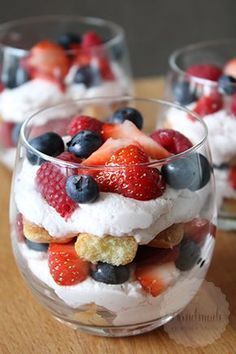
[10, 97, 216, 336]
[0, 16, 132, 169]
[167, 40, 236, 228]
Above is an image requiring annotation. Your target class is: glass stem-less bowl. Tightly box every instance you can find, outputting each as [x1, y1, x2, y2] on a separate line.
[0, 15, 133, 170]
[10, 96, 216, 336]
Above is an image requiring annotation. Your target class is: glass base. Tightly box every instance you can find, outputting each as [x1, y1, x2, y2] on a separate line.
[218, 216, 236, 231]
[53, 312, 179, 337]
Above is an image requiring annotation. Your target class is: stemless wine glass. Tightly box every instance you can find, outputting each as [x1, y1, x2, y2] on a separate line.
[0, 15, 132, 169]
[10, 96, 216, 337]
[166, 39, 236, 230]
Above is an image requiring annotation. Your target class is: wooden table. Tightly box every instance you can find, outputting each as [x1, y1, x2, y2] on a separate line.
[1, 78, 236, 354]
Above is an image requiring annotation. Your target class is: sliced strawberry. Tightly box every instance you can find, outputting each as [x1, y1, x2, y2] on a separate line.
[109, 144, 149, 165]
[101, 121, 171, 159]
[27, 40, 70, 81]
[67, 115, 103, 136]
[229, 166, 236, 189]
[81, 31, 103, 49]
[184, 218, 213, 244]
[150, 129, 192, 154]
[186, 64, 222, 81]
[48, 242, 89, 285]
[191, 92, 223, 119]
[224, 58, 236, 79]
[135, 261, 178, 297]
[0, 121, 14, 148]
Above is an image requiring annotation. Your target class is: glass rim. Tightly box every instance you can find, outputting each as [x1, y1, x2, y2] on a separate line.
[169, 38, 236, 88]
[0, 14, 124, 56]
[20, 95, 209, 169]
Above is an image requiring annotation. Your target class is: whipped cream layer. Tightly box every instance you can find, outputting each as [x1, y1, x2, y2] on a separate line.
[214, 168, 236, 207]
[167, 106, 236, 166]
[18, 236, 214, 326]
[15, 159, 211, 244]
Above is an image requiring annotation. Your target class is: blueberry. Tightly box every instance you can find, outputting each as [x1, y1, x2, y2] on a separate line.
[161, 153, 211, 191]
[109, 107, 143, 130]
[57, 32, 81, 50]
[175, 238, 201, 271]
[173, 81, 197, 105]
[110, 42, 124, 61]
[73, 65, 99, 88]
[11, 123, 22, 146]
[67, 130, 102, 158]
[27, 132, 65, 165]
[91, 262, 130, 284]
[3, 65, 29, 89]
[66, 175, 99, 203]
[218, 75, 236, 95]
[25, 239, 49, 252]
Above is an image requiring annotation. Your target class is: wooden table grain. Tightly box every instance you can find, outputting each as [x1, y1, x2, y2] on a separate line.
[0, 78, 236, 354]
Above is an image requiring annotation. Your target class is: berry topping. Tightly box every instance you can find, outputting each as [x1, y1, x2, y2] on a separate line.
[67, 115, 103, 136]
[67, 130, 102, 158]
[150, 129, 192, 154]
[161, 153, 211, 191]
[230, 93, 236, 115]
[135, 246, 180, 265]
[73, 65, 98, 87]
[135, 261, 178, 297]
[27, 40, 69, 80]
[224, 58, 236, 78]
[66, 175, 99, 203]
[172, 81, 197, 105]
[81, 31, 103, 49]
[25, 239, 49, 252]
[27, 132, 65, 165]
[11, 123, 22, 146]
[108, 144, 149, 165]
[2, 64, 29, 89]
[192, 92, 223, 118]
[218, 75, 236, 95]
[36, 162, 76, 217]
[0, 122, 15, 148]
[57, 32, 81, 50]
[57, 151, 81, 163]
[98, 57, 115, 81]
[48, 243, 89, 285]
[109, 107, 143, 130]
[91, 262, 130, 284]
[175, 238, 201, 271]
[229, 166, 236, 189]
[101, 120, 171, 160]
[186, 64, 222, 81]
[184, 218, 214, 244]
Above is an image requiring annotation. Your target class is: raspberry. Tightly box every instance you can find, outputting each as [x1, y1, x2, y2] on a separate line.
[186, 64, 222, 81]
[67, 115, 103, 136]
[150, 129, 192, 154]
[36, 162, 76, 218]
[81, 31, 103, 49]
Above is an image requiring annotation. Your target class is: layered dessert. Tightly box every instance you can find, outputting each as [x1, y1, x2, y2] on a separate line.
[0, 31, 131, 168]
[12, 106, 215, 329]
[168, 57, 236, 216]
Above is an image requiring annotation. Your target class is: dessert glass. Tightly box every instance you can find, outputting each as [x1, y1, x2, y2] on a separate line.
[0, 15, 132, 169]
[166, 39, 236, 229]
[10, 96, 216, 337]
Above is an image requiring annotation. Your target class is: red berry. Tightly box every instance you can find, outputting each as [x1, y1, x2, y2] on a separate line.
[192, 92, 223, 118]
[67, 115, 103, 136]
[109, 145, 149, 165]
[184, 218, 212, 244]
[48, 242, 89, 285]
[150, 129, 192, 154]
[229, 166, 236, 189]
[0, 121, 14, 148]
[81, 31, 103, 49]
[135, 245, 180, 265]
[230, 94, 236, 116]
[58, 152, 81, 163]
[186, 64, 222, 81]
[98, 57, 115, 81]
[36, 162, 76, 218]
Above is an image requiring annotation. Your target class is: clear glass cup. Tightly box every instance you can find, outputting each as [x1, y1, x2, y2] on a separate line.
[10, 96, 216, 337]
[166, 39, 236, 230]
[0, 15, 132, 169]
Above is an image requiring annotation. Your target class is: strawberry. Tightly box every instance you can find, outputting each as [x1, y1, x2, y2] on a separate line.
[48, 242, 89, 285]
[58, 152, 81, 163]
[27, 40, 69, 81]
[36, 162, 76, 218]
[0, 121, 14, 148]
[150, 129, 192, 154]
[184, 218, 213, 244]
[230, 94, 236, 115]
[229, 166, 236, 189]
[135, 246, 180, 265]
[67, 115, 103, 136]
[81, 31, 103, 49]
[192, 92, 223, 118]
[101, 121, 171, 160]
[186, 64, 222, 81]
[135, 261, 178, 297]
[98, 57, 115, 81]
[224, 58, 236, 79]
[108, 144, 149, 165]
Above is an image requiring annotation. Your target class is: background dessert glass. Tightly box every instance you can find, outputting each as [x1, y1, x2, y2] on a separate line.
[166, 39, 236, 230]
[10, 96, 216, 337]
[0, 15, 132, 169]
